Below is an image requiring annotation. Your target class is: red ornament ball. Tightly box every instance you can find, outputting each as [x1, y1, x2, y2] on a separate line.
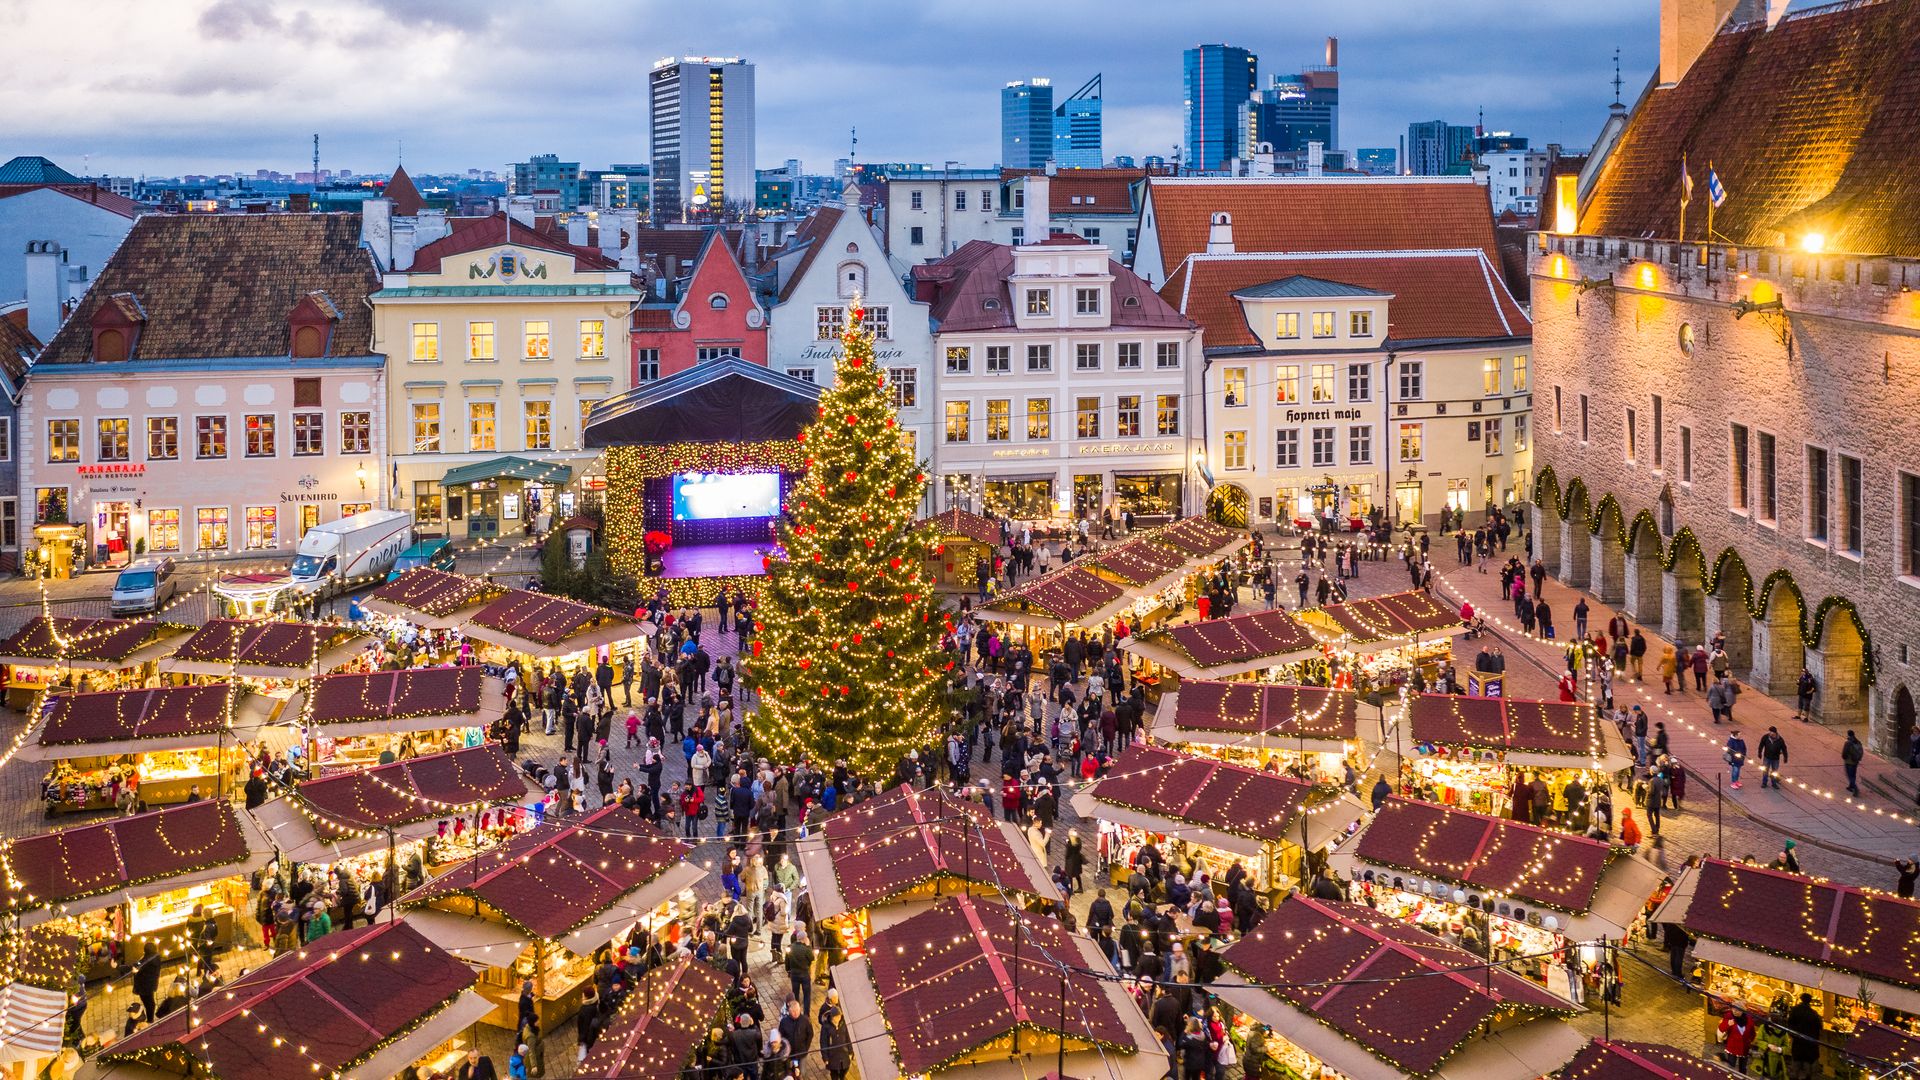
[820, 685, 830, 696]
[852, 633, 863, 644]
[755, 622, 765, 632]
[839, 685, 850, 695]
[885, 418, 896, 428]
[848, 581, 860, 591]
[798, 657, 811, 669]
[845, 414, 857, 425]
[845, 471, 858, 482]
[862, 440, 872, 449]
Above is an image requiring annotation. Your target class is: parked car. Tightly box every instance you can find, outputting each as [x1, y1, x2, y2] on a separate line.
[110, 557, 178, 615]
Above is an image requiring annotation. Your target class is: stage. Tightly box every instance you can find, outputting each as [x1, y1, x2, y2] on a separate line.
[659, 543, 779, 579]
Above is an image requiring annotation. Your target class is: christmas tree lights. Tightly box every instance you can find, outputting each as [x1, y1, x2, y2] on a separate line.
[748, 298, 946, 777]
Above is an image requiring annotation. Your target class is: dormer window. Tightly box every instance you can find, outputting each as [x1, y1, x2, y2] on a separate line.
[89, 292, 146, 363]
[709, 294, 729, 310]
[1350, 310, 1373, 337]
[1311, 311, 1336, 338]
[288, 291, 340, 359]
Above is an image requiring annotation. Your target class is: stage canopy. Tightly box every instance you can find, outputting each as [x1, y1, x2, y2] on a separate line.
[584, 356, 822, 447]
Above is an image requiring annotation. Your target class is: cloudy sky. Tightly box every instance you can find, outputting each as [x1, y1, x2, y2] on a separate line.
[0, 0, 1668, 178]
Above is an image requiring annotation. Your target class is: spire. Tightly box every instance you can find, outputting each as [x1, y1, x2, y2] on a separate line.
[384, 163, 426, 216]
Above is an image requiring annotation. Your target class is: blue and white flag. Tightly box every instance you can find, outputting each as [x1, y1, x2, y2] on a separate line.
[1707, 166, 1727, 208]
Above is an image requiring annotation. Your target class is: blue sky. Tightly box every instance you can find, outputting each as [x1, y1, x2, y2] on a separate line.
[0, 0, 1669, 177]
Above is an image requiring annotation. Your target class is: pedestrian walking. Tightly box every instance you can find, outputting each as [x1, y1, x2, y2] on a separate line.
[1573, 597, 1589, 640]
[1795, 668, 1818, 720]
[1842, 729, 1865, 796]
[1724, 730, 1748, 789]
[1757, 726, 1787, 790]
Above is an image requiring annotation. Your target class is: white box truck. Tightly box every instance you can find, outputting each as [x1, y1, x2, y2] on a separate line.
[214, 509, 413, 613]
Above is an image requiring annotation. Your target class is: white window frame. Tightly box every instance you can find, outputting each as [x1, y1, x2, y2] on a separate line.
[1275, 429, 1300, 469]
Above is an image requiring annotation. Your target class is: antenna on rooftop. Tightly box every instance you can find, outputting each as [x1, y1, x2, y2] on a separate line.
[1611, 48, 1624, 106]
[850, 126, 858, 163]
[312, 134, 320, 184]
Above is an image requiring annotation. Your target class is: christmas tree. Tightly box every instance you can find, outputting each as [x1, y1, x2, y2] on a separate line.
[749, 297, 948, 777]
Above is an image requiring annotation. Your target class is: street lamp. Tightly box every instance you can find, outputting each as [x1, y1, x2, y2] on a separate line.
[355, 461, 368, 491]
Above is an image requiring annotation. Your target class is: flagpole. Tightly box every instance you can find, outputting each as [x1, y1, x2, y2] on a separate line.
[1706, 160, 1716, 247]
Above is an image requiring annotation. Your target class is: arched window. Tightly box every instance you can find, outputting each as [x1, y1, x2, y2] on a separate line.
[709, 294, 729, 310]
[291, 325, 324, 358]
[94, 329, 127, 363]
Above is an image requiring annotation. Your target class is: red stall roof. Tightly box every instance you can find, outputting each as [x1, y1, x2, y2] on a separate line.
[0, 800, 253, 916]
[400, 804, 688, 939]
[818, 783, 1047, 915]
[1143, 608, 1317, 670]
[577, 958, 732, 1078]
[1844, 1020, 1920, 1070]
[37, 684, 238, 745]
[101, 920, 476, 1077]
[0, 616, 186, 664]
[863, 895, 1135, 1076]
[365, 567, 500, 619]
[1406, 694, 1609, 757]
[983, 565, 1127, 625]
[1086, 536, 1189, 587]
[293, 744, 529, 832]
[1165, 680, 1358, 741]
[1084, 745, 1312, 844]
[469, 589, 642, 647]
[1222, 896, 1573, 1076]
[303, 665, 487, 726]
[1350, 798, 1615, 914]
[1145, 517, 1245, 559]
[1679, 859, 1920, 993]
[1313, 590, 1460, 643]
[1561, 1039, 1744, 1079]
[168, 619, 366, 669]
[919, 507, 1002, 547]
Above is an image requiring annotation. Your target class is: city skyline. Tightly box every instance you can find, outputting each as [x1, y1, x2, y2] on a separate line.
[1, 0, 1670, 177]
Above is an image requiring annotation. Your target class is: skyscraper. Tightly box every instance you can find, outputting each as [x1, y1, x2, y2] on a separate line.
[650, 56, 756, 222]
[1052, 75, 1103, 169]
[1183, 44, 1257, 171]
[1405, 120, 1477, 176]
[1001, 79, 1054, 169]
[1240, 38, 1339, 157]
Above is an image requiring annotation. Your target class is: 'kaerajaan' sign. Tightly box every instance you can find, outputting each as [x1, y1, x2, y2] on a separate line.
[1075, 441, 1177, 456]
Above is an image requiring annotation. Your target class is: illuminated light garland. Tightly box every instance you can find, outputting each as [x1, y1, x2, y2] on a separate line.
[601, 438, 810, 587]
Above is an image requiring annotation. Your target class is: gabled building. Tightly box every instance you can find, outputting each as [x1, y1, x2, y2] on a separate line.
[629, 230, 768, 382]
[368, 210, 640, 536]
[0, 154, 143, 323]
[1156, 176, 1531, 529]
[19, 215, 383, 570]
[879, 167, 1150, 263]
[914, 186, 1201, 523]
[763, 188, 935, 470]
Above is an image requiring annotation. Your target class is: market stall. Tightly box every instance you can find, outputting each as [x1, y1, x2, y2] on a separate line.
[1119, 607, 1320, 689]
[575, 957, 733, 1078]
[1841, 1020, 1920, 1077]
[0, 616, 190, 708]
[94, 920, 493, 1080]
[158, 619, 370, 684]
[1142, 516, 1250, 569]
[460, 588, 650, 680]
[1298, 589, 1466, 690]
[1331, 797, 1666, 995]
[832, 894, 1163, 1080]
[1559, 1039, 1738, 1079]
[361, 567, 505, 631]
[274, 666, 506, 772]
[0, 800, 270, 965]
[918, 507, 1003, 593]
[1215, 895, 1585, 1080]
[250, 743, 536, 911]
[22, 683, 274, 812]
[1149, 681, 1367, 778]
[1394, 693, 1633, 822]
[974, 564, 1130, 654]
[0, 981, 66, 1080]
[798, 783, 1059, 955]
[1653, 859, 1920, 1055]
[1086, 535, 1192, 598]
[397, 804, 704, 1032]
[1071, 745, 1364, 900]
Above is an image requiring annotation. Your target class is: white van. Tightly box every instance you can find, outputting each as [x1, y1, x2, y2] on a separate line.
[110, 557, 178, 616]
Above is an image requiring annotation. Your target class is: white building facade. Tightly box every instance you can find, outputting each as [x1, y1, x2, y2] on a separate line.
[1481, 149, 1550, 215]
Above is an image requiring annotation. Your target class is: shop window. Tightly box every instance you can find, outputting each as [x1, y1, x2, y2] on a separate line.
[244, 506, 277, 550]
[196, 506, 229, 551]
[524, 401, 552, 451]
[147, 509, 180, 553]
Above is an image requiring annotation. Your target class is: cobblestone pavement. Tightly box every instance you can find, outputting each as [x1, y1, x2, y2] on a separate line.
[11, 526, 1911, 1076]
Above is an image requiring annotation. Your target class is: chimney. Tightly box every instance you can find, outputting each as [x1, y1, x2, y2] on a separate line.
[414, 209, 450, 248]
[1306, 142, 1324, 179]
[24, 241, 68, 343]
[1325, 36, 1338, 67]
[605, 209, 641, 274]
[391, 220, 418, 273]
[505, 196, 536, 228]
[359, 198, 393, 270]
[1022, 176, 1050, 245]
[566, 214, 589, 248]
[1206, 212, 1234, 255]
[1660, 0, 1741, 86]
[1761, 0, 1789, 28]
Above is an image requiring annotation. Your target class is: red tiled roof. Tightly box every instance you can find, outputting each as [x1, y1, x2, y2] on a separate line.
[0, 311, 39, 383]
[471, 589, 632, 646]
[1582, 0, 1920, 255]
[632, 306, 675, 329]
[1005, 167, 1148, 213]
[1679, 859, 1920, 992]
[400, 805, 687, 939]
[1086, 536, 1188, 587]
[1167, 680, 1358, 741]
[1560, 1040, 1734, 1080]
[39, 684, 238, 746]
[774, 205, 844, 302]
[37, 214, 379, 366]
[1086, 745, 1312, 843]
[985, 565, 1125, 624]
[577, 958, 732, 1078]
[102, 921, 475, 1077]
[304, 666, 486, 725]
[0, 616, 178, 663]
[171, 619, 364, 668]
[407, 211, 620, 273]
[920, 506, 1002, 547]
[1168, 250, 1528, 350]
[1145, 177, 1503, 273]
[0, 183, 144, 218]
[1144, 608, 1317, 669]
[1222, 896, 1573, 1076]
[294, 744, 528, 832]
[1145, 516, 1244, 558]
[1314, 589, 1461, 642]
[863, 895, 1134, 1075]
[366, 567, 500, 618]
[0, 801, 251, 915]
[915, 240, 1191, 334]
[1353, 798, 1615, 913]
[1405, 694, 1607, 757]
[383, 164, 427, 216]
[822, 784, 1045, 911]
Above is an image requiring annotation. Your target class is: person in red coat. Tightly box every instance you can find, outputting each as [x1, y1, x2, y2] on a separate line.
[1718, 1003, 1758, 1071]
